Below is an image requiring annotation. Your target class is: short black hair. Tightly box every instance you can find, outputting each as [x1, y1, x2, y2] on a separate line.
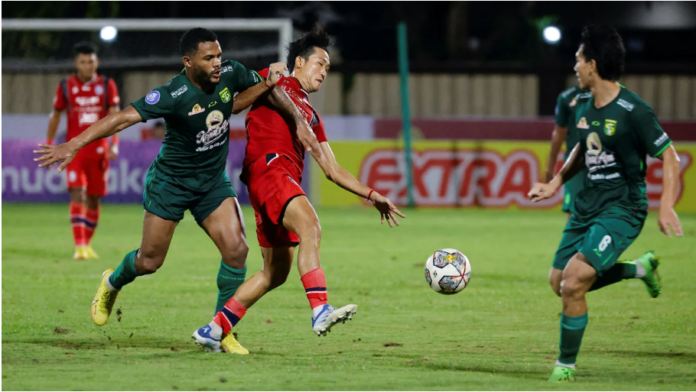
[180, 28, 218, 56]
[74, 41, 97, 57]
[580, 25, 625, 81]
[286, 25, 331, 71]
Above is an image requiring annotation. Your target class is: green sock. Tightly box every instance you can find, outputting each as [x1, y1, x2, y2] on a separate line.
[215, 261, 246, 314]
[589, 260, 637, 292]
[558, 313, 588, 365]
[108, 249, 140, 290]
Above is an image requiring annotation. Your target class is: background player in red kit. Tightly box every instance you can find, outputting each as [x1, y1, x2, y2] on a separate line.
[194, 26, 405, 354]
[46, 42, 121, 260]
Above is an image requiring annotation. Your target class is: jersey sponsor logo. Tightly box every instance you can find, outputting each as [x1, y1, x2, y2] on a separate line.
[654, 133, 669, 146]
[75, 96, 101, 106]
[604, 119, 617, 136]
[591, 120, 600, 126]
[219, 87, 231, 103]
[171, 85, 188, 98]
[220, 65, 233, 74]
[577, 117, 590, 129]
[72, 86, 79, 94]
[196, 110, 229, 151]
[208, 101, 218, 108]
[578, 92, 592, 99]
[569, 96, 578, 107]
[145, 90, 160, 105]
[82, 85, 91, 92]
[188, 104, 205, 116]
[94, 84, 104, 96]
[79, 112, 100, 126]
[617, 99, 635, 111]
[585, 132, 617, 173]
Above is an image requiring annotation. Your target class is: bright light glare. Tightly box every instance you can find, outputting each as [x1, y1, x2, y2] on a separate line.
[543, 26, 561, 44]
[100, 26, 117, 42]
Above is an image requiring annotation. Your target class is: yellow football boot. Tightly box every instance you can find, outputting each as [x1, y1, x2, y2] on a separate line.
[91, 268, 119, 326]
[84, 245, 100, 260]
[73, 246, 89, 260]
[221, 332, 249, 355]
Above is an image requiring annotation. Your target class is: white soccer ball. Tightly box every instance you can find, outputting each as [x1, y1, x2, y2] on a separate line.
[424, 248, 471, 294]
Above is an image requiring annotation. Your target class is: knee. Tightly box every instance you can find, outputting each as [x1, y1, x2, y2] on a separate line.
[297, 218, 322, 246]
[269, 272, 288, 290]
[137, 249, 165, 274]
[222, 242, 249, 270]
[560, 276, 585, 299]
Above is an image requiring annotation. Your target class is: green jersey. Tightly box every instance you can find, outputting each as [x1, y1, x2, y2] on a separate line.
[555, 86, 591, 158]
[572, 86, 672, 219]
[131, 60, 262, 191]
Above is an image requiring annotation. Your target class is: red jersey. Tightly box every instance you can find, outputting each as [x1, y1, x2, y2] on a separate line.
[243, 69, 327, 173]
[53, 74, 120, 155]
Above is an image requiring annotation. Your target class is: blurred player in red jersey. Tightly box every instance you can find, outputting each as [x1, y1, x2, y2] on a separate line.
[193, 26, 405, 354]
[46, 42, 121, 260]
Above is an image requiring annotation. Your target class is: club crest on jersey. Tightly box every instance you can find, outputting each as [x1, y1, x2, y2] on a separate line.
[188, 104, 205, 116]
[577, 117, 590, 129]
[604, 119, 617, 136]
[94, 84, 104, 96]
[586, 132, 602, 156]
[219, 87, 231, 103]
[145, 90, 160, 105]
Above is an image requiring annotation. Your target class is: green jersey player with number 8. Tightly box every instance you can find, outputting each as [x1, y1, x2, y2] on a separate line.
[528, 25, 683, 383]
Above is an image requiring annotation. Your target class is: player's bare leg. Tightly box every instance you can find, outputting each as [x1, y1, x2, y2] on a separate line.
[91, 211, 178, 326]
[282, 196, 357, 336]
[193, 245, 294, 353]
[549, 253, 596, 382]
[549, 267, 563, 297]
[201, 197, 249, 311]
[83, 194, 102, 259]
[69, 187, 88, 259]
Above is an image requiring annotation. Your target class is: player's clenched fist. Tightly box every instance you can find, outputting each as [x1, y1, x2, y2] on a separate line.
[265, 62, 287, 87]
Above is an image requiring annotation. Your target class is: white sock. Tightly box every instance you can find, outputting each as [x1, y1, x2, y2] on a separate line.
[555, 360, 576, 369]
[104, 273, 118, 292]
[209, 321, 223, 339]
[635, 261, 646, 278]
[312, 305, 326, 319]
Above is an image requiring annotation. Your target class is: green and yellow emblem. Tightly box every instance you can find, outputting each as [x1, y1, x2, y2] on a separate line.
[604, 119, 617, 136]
[219, 87, 231, 103]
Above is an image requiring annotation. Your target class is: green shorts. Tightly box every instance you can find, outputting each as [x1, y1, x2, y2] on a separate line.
[143, 168, 236, 225]
[562, 173, 584, 213]
[552, 205, 646, 275]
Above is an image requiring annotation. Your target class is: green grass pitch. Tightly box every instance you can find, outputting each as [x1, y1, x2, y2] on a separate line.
[2, 204, 695, 390]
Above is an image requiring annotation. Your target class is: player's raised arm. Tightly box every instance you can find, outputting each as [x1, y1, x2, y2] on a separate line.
[231, 63, 286, 114]
[263, 87, 321, 154]
[313, 141, 405, 227]
[34, 106, 142, 172]
[529, 142, 585, 202]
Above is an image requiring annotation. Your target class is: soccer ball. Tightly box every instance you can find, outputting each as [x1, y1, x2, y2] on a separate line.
[424, 248, 471, 294]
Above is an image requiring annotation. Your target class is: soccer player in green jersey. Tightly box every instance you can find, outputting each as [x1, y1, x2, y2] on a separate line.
[528, 25, 683, 382]
[34, 28, 320, 351]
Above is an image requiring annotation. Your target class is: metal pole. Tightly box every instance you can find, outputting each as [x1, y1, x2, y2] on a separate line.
[397, 22, 415, 207]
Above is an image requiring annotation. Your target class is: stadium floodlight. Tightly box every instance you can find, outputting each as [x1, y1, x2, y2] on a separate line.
[100, 26, 118, 42]
[543, 26, 561, 44]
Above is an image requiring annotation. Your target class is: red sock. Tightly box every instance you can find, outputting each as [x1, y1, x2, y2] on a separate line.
[69, 202, 86, 247]
[213, 298, 247, 335]
[301, 268, 328, 309]
[85, 206, 100, 245]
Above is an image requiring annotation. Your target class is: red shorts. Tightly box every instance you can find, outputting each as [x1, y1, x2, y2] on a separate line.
[66, 149, 109, 196]
[244, 153, 304, 248]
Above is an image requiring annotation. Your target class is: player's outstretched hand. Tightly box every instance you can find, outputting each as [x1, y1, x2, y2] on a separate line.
[369, 192, 406, 228]
[527, 182, 557, 202]
[658, 206, 683, 238]
[33, 142, 78, 172]
[266, 62, 287, 87]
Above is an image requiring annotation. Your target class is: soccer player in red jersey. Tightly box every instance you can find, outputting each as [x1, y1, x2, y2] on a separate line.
[193, 26, 405, 354]
[46, 42, 121, 260]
